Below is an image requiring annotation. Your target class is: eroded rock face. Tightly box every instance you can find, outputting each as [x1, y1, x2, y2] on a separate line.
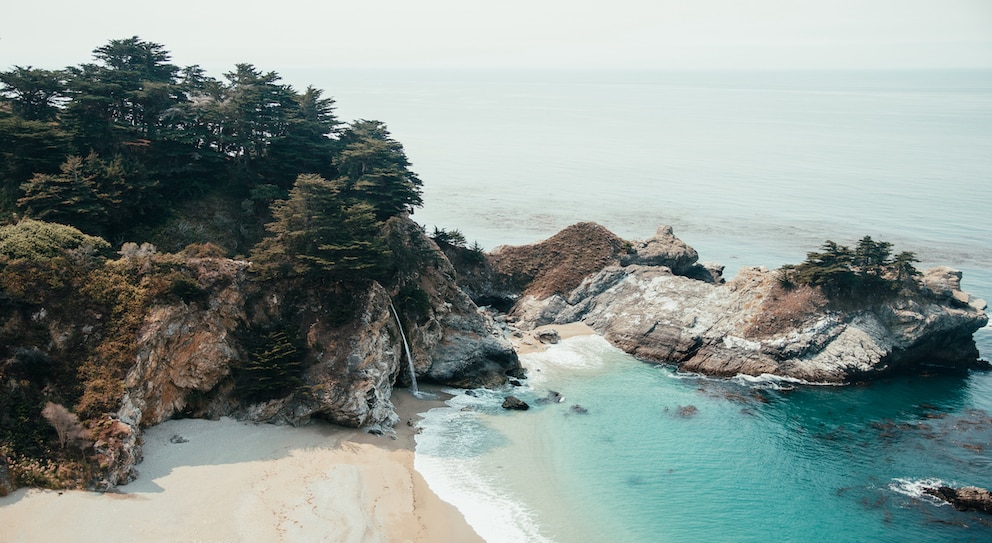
[511, 227, 989, 383]
[95, 217, 519, 488]
[382, 217, 521, 389]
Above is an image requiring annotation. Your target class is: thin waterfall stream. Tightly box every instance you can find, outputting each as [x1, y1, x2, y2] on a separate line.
[389, 301, 424, 398]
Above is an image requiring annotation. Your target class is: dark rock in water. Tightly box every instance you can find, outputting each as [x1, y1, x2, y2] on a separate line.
[502, 395, 530, 410]
[677, 405, 699, 418]
[924, 486, 992, 514]
[465, 389, 479, 397]
[570, 404, 589, 414]
[169, 434, 189, 444]
[509, 379, 523, 387]
[535, 390, 565, 404]
[535, 329, 560, 344]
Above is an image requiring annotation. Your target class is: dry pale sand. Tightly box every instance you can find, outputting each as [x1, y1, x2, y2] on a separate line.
[0, 391, 482, 543]
[511, 321, 597, 355]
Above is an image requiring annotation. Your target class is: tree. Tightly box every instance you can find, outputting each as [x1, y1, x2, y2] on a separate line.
[336, 120, 423, 220]
[780, 236, 921, 303]
[220, 64, 297, 165]
[40, 402, 90, 450]
[250, 174, 389, 281]
[854, 236, 893, 273]
[17, 155, 109, 234]
[0, 66, 66, 122]
[0, 112, 72, 216]
[62, 37, 180, 152]
[17, 153, 162, 236]
[893, 250, 921, 284]
[264, 86, 341, 187]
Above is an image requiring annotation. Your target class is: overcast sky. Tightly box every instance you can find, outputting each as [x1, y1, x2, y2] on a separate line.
[2, 0, 991, 77]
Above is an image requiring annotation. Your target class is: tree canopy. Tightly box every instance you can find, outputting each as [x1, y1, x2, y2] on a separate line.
[0, 37, 421, 249]
[249, 174, 390, 282]
[779, 236, 920, 302]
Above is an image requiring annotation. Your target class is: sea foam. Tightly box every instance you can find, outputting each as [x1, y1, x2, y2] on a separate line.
[888, 478, 952, 506]
[414, 392, 555, 543]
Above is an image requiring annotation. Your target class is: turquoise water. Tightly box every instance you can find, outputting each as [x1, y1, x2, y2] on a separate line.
[301, 70, 992, 541]
[417, 338, 992, 543]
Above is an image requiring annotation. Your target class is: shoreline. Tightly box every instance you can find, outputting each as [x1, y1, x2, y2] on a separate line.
[0, 390, 482, 543]
[511, 322, 597, 355]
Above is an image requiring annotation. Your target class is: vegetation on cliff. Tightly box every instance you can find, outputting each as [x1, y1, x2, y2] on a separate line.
[0, 37, 434, 490]
[778, 236, 920, 303]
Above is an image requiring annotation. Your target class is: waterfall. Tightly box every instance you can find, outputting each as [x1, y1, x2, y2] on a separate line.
[389, 301, 420, 397]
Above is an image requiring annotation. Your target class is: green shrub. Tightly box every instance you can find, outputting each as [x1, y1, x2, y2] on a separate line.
[0, 219, 111, 261]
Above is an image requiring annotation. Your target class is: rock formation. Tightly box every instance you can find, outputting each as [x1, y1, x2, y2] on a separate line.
[494, 224, 988, 383]
[1, 216, 519, 490]
[502, 395, 530, 410]
[924, 486, 992, 514]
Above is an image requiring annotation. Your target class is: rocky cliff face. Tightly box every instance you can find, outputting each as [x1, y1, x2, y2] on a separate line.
[503, 225, 989, 383]
[4, 217, 519, 490]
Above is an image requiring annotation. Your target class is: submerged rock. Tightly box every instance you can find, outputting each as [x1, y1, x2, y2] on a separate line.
[535, 390, 565, 404]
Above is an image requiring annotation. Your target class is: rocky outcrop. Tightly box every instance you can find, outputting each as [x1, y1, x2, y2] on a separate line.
[124, 257, 249, 428]
[11, 216, 520, 490]
[619, 225, 698, 274]
[502, 395, 530, 410]
[924, 486, 992, 514]
[380, 217, 520, 389]
[243, 281, 403, 430]
[509, 225, 989, 383]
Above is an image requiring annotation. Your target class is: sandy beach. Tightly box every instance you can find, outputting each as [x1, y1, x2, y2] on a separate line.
[511, 322, 597, 355]
[0, 391, 482, 543]
[0, 322, 596, 543]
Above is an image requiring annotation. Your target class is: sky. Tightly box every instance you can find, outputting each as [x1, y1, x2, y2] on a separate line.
[1, 0, 991, 77]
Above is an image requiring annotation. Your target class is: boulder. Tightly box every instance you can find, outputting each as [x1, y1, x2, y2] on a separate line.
[924, 486, 992, 514]
[535, 390, 564, 404]
[502, 396, 530, 410]
[535, 329, 560, 344]
[620, 225, 699, 275]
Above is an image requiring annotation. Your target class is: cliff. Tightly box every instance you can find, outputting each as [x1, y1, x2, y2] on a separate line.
[0, 217, 519, 490]
[491, 225, 988, 382]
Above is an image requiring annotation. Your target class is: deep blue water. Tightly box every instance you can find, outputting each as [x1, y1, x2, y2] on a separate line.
[298, 69, 992, 542]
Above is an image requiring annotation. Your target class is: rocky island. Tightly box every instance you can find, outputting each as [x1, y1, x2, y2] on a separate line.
[443, 222, 989, 384]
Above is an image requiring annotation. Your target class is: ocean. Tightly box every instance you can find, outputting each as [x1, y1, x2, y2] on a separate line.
[295, 69, 992, 542]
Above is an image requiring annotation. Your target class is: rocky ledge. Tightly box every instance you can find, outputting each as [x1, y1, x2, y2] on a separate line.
[488, 224, 988, 383]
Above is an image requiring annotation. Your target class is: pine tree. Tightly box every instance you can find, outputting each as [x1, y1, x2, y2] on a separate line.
[336, 120, 423, 220]
[250, 174, 389, 281]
